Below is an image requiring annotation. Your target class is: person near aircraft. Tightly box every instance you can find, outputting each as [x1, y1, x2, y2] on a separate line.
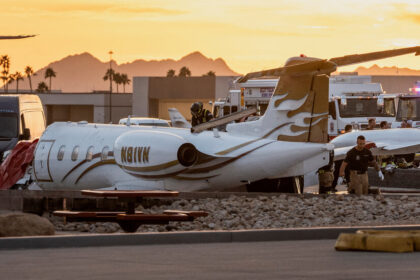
[366, 118, 376, 130]
[317, 152, 335, 194]
[344, 124, 353, 133]
[379, 121, 388, 129]
[190, 102, 213, 126]
[337, 135, 384, 195]
[332, 124, 352, 190]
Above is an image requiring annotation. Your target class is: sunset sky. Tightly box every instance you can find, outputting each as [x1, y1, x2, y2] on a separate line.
[1, 0, 419, 74]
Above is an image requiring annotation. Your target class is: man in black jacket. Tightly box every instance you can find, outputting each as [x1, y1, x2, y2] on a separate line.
[337, 135, 384, 195]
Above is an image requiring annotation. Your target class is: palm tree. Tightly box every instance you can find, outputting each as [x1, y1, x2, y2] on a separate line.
[25, 66, 36, 93]
[178, 66, 191, 77]
[13, 72, 24, 93]
[203, 71, 216, 77]
[44, 67, 56, 92]
[113, 72, 122, 93]
[103, 68, 115, 93]
[1, 55, 10, 92]
[121, 73, 131, 93]
[36, 82, 48, 93]
[166, 69, 176, 77]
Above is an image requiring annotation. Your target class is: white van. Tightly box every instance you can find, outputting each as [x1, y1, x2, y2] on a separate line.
[0, 94, 45, 160]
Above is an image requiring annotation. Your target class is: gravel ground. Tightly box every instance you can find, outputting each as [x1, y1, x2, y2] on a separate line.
[48, 194, 420, 234]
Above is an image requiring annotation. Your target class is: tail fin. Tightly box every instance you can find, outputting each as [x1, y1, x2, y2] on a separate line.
[229, 59, 333, 143]
[231, 46, 420, 143]
[168, 108, 192, 128]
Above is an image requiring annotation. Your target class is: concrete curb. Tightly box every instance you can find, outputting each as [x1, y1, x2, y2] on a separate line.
[1, 225, 420, 250]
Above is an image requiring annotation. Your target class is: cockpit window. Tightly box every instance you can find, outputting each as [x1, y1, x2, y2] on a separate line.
[71, 146, 79, 161]
[57, 145, 65, 161]
[86, 146, 94, 161]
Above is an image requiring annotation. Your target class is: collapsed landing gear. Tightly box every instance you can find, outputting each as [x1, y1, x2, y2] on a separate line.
[246, 176, 304, 193]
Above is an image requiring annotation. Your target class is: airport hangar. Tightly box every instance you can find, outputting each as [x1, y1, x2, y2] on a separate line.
[31, 75, 418, 125]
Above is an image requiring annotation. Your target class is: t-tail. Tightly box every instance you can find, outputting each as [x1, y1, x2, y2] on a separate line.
[229, 46, 420, 143]
[168, 108, 192, 128]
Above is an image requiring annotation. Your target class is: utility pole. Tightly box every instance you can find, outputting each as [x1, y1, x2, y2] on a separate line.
[109, 50, 113, 123]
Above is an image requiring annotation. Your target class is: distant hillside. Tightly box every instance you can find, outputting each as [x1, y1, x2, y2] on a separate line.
[354, 64, 420, 76]
[11, 51, 239, 92]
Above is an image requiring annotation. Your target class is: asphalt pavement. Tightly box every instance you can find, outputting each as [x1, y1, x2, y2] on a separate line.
[1, 240, 419, 280]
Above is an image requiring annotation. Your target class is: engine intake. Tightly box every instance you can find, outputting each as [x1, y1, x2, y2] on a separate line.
[177, 143, 198, 167]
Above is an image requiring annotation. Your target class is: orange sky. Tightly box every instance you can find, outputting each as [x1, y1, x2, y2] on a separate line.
[1, 0, 420, 74]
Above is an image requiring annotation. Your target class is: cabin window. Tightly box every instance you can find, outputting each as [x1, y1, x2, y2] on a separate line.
[231, 106, 238, 113]
[86, 146, 94, 161]
[101, 146, 109, 161]
[71, 146, 79, 161]
[57, 145, 65, 161]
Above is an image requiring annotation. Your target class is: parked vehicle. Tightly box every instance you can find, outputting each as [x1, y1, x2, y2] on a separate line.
[0, 94, 45, 161]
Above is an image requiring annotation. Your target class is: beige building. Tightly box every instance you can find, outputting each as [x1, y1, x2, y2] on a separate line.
[37, 92, 132, 125]
[132, 76, 237, 120]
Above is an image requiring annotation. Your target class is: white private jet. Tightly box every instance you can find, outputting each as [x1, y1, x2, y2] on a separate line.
[32, 46, 420, 192]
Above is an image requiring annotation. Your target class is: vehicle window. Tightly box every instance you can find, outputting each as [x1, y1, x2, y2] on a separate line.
[0, 112, 18, 138]
[338, 99, 395, 118]
[101, 146, 109, 161]
[71, 146, 79, 161]
[223, 106, 231, 116]
[329, 102, 336, 120]
[397, 98, 420, 121]
[86, 146, 94, 161]
[57, 145, 65, 161]
[21, 110, 45, 139]
[231, 106, 238, 113]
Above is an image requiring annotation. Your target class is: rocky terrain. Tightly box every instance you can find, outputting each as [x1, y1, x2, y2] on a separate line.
[49, 194, 420, 234]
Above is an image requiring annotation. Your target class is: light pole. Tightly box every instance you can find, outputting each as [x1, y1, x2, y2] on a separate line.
[108, 50, 113, 123]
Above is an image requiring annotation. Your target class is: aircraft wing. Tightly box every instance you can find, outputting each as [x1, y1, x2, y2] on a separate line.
[329, 46, 420, 67]
[0, 35, 36, 40]
[334, 142, 420, 161]
[237, 46, 420, 83]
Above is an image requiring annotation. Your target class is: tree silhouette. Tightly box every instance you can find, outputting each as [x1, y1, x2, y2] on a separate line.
[103, 68, 115, 93]
[25, 66, 36, 93]
[44, 67, 56, 92]
[166, 69, 176, 77]
[1, 55, 10, 92]
[203, 71, 216, 77]
[36, 82, 48, 93]
[178, 66, 191, 77]
[12, 72, 24, 93]
[113, 72, 122, 93]
[121, 74, 131, 93]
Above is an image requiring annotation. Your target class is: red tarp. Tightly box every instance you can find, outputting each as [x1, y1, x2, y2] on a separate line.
[0, 139, 38, 190]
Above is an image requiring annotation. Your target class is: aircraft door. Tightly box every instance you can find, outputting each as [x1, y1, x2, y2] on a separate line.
[33, 140, 55, 182]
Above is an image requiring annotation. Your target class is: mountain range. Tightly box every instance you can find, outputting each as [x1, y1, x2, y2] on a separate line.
[354, 64, 420, 76]
[6, 53, 420, 93]
[11, 51, 239, 93]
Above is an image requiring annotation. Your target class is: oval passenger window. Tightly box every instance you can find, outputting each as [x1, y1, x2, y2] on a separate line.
[57, 145, 65, 161]
[71, 146, 79, 161]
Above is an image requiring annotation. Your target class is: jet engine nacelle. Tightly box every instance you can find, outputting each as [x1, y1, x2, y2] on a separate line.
[114, 130, 198, 177]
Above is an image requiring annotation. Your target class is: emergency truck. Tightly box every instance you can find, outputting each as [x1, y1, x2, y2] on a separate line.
[392, 81, 420, 128]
